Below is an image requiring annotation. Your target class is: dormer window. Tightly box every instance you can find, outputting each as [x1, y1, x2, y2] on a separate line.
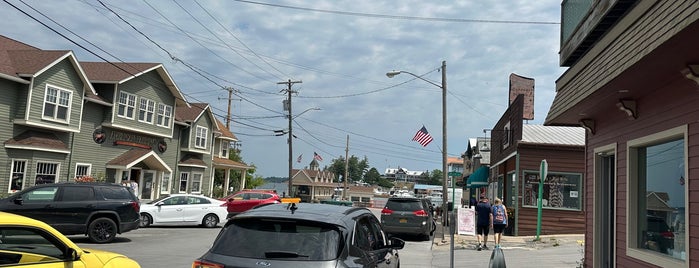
[117, 92, 136, 119]
[42, 85, 71, 122]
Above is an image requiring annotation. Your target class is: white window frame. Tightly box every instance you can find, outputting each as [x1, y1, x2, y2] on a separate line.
[156, 103, 172, 127]
[191, 173, 203, 194]
[9, 159, 27, 193]
[117, 92, 137, 119]
[35, 162, 60, 185]
[160, 172, 171, 194]
[221, 141, 229, 158]
[75, 163, 92, 178]
[626, 125, 687, 267]
[42, 85, 72, 122]
[179, 172, 189, 193]
[138, 98, 156, 124]
[502, 121, 511, 149]
[195, 126, 208, 149]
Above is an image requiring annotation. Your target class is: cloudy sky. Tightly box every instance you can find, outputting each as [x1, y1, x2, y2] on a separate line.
[1, 0, 565, 178]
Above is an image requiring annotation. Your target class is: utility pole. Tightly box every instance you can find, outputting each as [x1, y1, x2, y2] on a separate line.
[278, 79, 302, 197]
[343, 135, 349, 200]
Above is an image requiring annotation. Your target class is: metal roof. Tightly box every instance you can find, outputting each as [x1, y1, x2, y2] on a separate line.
[521, 124, 585, 146]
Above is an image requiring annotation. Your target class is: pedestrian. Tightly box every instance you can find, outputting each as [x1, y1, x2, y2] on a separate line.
[475, 195, 492, 251]
[491, 197, 508, 248]
[129, 179, 139, 199]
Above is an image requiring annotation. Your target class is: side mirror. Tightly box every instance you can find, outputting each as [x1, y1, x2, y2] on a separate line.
[66, 248, 81, 261]
[388, 237, 405, 249]
[155, 202, 163, 206]
[227, 198, 234, 202]
[12, 197, 23, 205]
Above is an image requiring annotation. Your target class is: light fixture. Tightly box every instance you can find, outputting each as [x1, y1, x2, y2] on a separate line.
[579, 119, 595, 135]
[681, 65, 699, 86]
[386, 70, 401, 78]
[480, 142, 490, 152]
[616, 99, 637, 119]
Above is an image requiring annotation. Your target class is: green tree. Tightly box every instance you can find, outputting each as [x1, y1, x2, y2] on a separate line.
[363, 167, 382, 185]
[328, 155, 370, 183]
[213, 147, 260, 198]
[427, 169, 443, 185]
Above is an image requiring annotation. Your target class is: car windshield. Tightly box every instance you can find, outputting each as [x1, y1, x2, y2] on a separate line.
[211, 218, 342, 260]
[386, 199, 423, 211]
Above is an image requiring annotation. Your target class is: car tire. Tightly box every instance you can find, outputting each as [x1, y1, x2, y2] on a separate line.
[202, 214, 219, 228]
[88, 217, 117, 244]
[140, 213, 152, 228]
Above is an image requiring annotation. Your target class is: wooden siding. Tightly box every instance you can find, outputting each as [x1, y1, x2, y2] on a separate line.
[29, 59, 84, 131]
[112, 71, 175, 137]
[0, 79, 21, 192]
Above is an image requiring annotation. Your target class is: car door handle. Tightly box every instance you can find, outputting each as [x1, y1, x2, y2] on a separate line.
[177, 208, 183, 211]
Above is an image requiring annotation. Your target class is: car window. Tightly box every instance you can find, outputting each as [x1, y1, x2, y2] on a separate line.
[189, 197, 210, 204]
[163, 196, 187, 205]
[211, 218, 341, 260]
[99, 186, 132, 200]
[386, 199, 422, 211]
[260, 193, 272, 199]
[60, 186, 95, 202]
[21, 187, 58, 202]
[0, 227, 66, 264]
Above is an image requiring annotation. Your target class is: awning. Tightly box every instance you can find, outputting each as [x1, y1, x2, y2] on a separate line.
[466, 166, 489, 188]
[106, 148, 172, 173]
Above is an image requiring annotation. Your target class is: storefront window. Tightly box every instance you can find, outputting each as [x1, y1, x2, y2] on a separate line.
[522, 171, 582, 210]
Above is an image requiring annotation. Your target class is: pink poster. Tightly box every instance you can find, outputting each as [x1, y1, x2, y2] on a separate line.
[458, 208, 476, 236]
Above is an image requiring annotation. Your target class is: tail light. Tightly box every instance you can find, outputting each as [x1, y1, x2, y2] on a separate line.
[381, 208, 393, 215]
[661, 231, 674, 239]
[129, 201, 140, 212]
[414, 209, 428, 217]
[192, 260, 224, 268]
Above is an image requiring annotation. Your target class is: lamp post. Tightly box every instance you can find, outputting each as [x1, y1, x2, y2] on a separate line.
[387, 60, 449, 246]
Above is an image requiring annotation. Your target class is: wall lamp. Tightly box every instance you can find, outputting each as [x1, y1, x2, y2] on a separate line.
[681, 64, 699, 86]
[579, 119, 595, 135]
[616, 99, 637, 119]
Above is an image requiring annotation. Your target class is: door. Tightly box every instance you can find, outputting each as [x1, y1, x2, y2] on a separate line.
[596, 152, 615, 267]
[153, 196, 187, 223]
[142, 171, 155, 200]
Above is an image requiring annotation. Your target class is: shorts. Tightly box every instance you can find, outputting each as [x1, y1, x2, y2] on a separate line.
[493, 224, 506, 233]
[476, 224, 490, 236]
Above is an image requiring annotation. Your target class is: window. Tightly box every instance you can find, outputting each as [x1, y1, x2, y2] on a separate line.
[60, 186, 95, 202]
[138, 98, 155, 123]
[627, 126, 686, 265]
[179, 172, 189, 193]
[221, 141, 229, 158]
[195, 126, 208, 149]
[522, 171, 582, 210]
[35, 162, 59, 185]
[75, 163, 91, 178]
[9, 160, 26, 193]
[502, 122, 511, 149]
[191, 173, 202, 193]
[0, 227, 65, 260]
[42, 85, 71, 122]
[117, 92, 136, 119]
[22, 186, 58, 202]
[160, 172, 171, 194]
[156, 103, 172, 127]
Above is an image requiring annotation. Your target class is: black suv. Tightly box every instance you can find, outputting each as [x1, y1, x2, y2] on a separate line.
[0, 182, 140, 243]
[194, 203, 405, 268]
[380, 197, 436, 241]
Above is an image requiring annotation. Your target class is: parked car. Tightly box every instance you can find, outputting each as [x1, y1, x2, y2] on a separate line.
[644, 215, 675, 254]
[221, 189, 281, 218]
[380, 197, 436, 241]
[193, 203, 405, 268]
[0, 182, 140, 243]
[139, 194, 227, 228]
[0, 211, 140, 267]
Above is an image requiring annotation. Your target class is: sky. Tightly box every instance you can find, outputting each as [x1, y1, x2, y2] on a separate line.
[1, 0, 566, 178]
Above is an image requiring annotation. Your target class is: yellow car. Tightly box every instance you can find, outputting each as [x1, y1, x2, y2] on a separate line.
[0, 212, 140, 268]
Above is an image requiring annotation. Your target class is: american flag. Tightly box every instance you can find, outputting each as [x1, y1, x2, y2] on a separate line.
[313, 152, 323, 161]
[412, 126, 434, 147]
[297, 154, 302, 163]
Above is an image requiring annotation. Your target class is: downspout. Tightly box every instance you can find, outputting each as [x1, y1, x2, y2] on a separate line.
[514, 152, 520, 236]
[175, 124, 187, 194]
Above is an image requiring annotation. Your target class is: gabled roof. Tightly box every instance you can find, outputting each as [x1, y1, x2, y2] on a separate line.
[175, 103, 210, 123]
[80, 61, 188, 107]
[214, 118, 238, 141]
[106, 148, 171, 172]
[520, 124, 585, 146]
[212, 156, 251, 170]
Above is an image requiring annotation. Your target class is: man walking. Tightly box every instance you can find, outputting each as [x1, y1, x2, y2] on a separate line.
[475, 195, 492, 251]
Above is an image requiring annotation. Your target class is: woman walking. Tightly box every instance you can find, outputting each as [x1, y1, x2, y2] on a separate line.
[491, 197, 508, 248]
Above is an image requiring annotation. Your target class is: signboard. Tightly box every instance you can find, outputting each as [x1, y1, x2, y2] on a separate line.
[448, 171, 462, 177]
[457, 207, 476, 236]
[509, 73, 535, 120]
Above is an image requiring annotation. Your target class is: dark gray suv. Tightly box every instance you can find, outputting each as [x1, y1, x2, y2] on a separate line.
[380, 197, 436, 241]
[0, 182, 140, 243]
[194, 203, 405, 268]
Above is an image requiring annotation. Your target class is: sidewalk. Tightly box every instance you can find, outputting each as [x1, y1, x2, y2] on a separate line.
[427, 222, 585, 267]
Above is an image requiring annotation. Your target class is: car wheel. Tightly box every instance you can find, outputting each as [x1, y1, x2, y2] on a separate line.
[88, 217, 117, 244]
[140, 213, 152, 228]
[202, 214, 219, 228]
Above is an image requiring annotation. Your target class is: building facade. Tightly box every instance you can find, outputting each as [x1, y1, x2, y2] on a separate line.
[546, 1, 697, 267]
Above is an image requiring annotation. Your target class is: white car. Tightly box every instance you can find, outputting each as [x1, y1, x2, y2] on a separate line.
[139, 194, 228, 228]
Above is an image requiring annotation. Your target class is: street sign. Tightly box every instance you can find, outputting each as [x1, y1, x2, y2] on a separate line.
[448, 171, 462, 177]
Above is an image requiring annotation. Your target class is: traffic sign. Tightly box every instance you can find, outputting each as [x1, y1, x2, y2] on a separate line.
[448, 171, 462, 177]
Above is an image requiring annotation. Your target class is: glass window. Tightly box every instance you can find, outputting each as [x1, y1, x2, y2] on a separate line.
[522, 171, 582, 210]
[42, 85, 71, 122]
[156, 103, 172, 127]
[60, 186, 95, 202]
[221, 141, 229, 158]
[9, 160, 26, 193]
[160, 172, 171, 194]
[138, 98, 155, 123]
[179, 172, 189, 193]
[117, 92, 136, 119]
[75, 163, 91, 178]
[35, 162, 59, 185]
[195, 126, 208, 149]
[191, 173, 202, 193]
[22, 186, 58, 202]
[0, 227, 66, 262]
[629, 130, 686, 263]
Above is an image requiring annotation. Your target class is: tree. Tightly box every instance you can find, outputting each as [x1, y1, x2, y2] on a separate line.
[363, 167, 382, 185]
[427, 169, 443, 185]
[213, 146, 260, 197]
[328, 155, 370, 183]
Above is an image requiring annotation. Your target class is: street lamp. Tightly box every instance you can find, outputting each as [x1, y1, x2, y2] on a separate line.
[386, 60, 448, 230]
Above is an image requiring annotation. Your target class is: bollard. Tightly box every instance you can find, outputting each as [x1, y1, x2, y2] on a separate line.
[489, 247, 506, 268]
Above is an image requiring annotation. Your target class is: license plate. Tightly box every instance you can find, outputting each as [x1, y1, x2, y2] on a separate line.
[399, 219, 407, 223]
